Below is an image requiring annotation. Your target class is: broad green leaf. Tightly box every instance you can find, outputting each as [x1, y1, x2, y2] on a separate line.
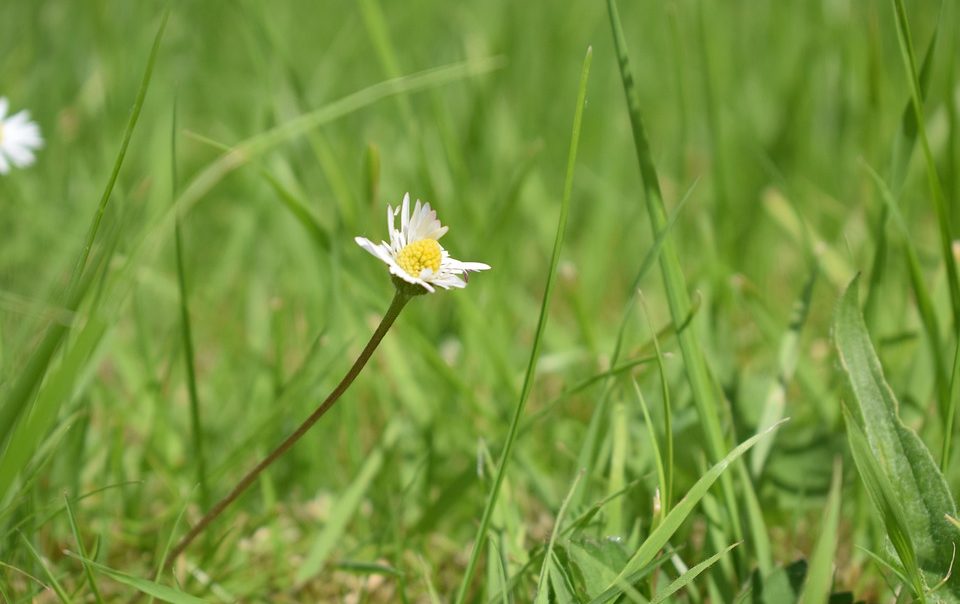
[835, 277, 959, 599]
[844, 410, 924, 597]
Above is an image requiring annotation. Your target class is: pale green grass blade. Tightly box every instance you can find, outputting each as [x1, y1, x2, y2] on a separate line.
[946, 333, 960, 471]
[890, 0, 960, 327]
[0, 262, 99, 454]
[650, 542, 740, 604]
[835, 277, 960, 599]
[63, 495, 105, 604]
[71, 11, 168, 284]
[597, 420, 787, 602]
[735, 461, 773, 578]
[887, 5, 941, 192]
[181, 130, 331, 251]
[632, 380, 666, 525]
[0, 316, 109, 503]
[0, 13, 166, 452]
[605, 401, 628, 535]
[865, 20, 938, 326]
[172, 103, 210, 512]
[65, 553, 208, 604]
[295, 424, 396, 584]
[862, 162, 949, 426]
[751, 266, 816, 476]
[628, 178, 700, 293]
[606, 0, 742, 546]
[857, 545, 913, 589]
[20, 533, 71, 603]
[797, 460, 842, 604]
[572, 182, 699, 511]
[534, 471, 583, 604]
[454, 46, 592, 604]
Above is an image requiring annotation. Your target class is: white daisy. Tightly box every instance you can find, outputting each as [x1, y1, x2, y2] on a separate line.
[0, 97, 43, 175]
[356, 193, 490, 293]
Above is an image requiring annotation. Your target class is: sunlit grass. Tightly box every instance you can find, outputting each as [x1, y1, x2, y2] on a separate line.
[1, 0, 958, 601]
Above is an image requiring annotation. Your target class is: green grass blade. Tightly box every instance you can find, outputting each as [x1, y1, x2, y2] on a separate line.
[598, 419, 788, 602]
[181, 130, 332, 252]
[835, 276, 960, 599]
[796, 460, 842, 604]
[751, 266, 817, 477]
[862, 162, 949, 423]
[295, 426, 395, 584]
[534, 471, 583, 603]
[650, 542, 740, 604]
[454, 46, 592, 604]
[65, 553, 208, 604]
[605, 400, 629, 535]
[632, 379, 666, 525]
[172, 103, 209, 511]
[890, 0, 960, 327]
[0, 316, 109, 503]
[72, 11, 168, 285]
[605, 0, 742, 546]
[63, 495, 105, 604]
[20, 533, 72, 603]
[641, 295, 673, 511]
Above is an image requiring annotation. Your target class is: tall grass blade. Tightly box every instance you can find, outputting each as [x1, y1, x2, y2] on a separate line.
[72, 11, 168, 284]
[64, 495, 105, 604]
[890, 0, 960, 327]
[862, 162, 950, 425]
[20, 533, 72, 603]
[605, 0, 742, 545]
[172, 103, 209, 511]
[454, 46, 592, 604]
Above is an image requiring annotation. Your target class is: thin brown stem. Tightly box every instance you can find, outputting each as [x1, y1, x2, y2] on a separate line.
[164, 291, 409, 568]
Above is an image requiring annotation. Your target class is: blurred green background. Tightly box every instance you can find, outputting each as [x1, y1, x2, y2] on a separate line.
[1, 0, 958, 601]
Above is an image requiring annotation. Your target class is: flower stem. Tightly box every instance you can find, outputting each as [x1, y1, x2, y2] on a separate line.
[164, 291, 409, 568]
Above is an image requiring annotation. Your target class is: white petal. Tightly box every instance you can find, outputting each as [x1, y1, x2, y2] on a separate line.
[0, 98, 7, 121]
[400, 193, 411, 236]
[6, 145, 35, 168]
[0, 153, 9, 174]
[442, 257, 491, 273]
[433, 275, 467, 289]
[355, 237, 391, 264]
[5, 110, 31, 128]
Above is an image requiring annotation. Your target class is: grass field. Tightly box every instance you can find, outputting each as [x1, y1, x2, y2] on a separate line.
[2, 0, 960, 602]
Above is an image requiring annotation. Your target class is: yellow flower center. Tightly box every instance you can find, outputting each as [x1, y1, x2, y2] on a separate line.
[396, 239, 441, 278]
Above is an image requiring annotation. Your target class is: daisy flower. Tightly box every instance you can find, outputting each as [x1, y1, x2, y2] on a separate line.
[356, 193, 490, 293]
[0, 97, 43, 175]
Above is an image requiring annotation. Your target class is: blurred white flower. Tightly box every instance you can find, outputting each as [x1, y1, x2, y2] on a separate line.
[356, 193, 490, 293]
[0, 97, 43, 174]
